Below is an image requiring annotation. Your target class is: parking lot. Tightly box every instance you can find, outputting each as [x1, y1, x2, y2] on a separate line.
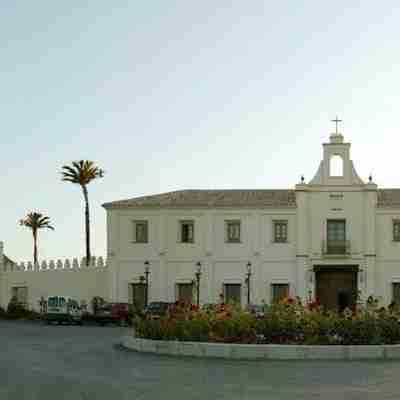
[1, 320, 400, 399]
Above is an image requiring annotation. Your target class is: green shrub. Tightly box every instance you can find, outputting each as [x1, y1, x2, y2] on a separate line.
[256, 313, 300, 344]
[178, 318, 210, 342]
[300, 311, 337, 345]
[135, 318, 164, 340]
[211, 314, 256, 343]
[379, 316, 400, 344]
[134, 300, 400, 345]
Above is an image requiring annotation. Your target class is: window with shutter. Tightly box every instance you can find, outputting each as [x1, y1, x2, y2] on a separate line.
[224, 284, 241, 305]
[271, 283, 289, 304]
[177, 283, 193, 302]
[273, 221, 288, 242]
[225, 220, 241, 243]
[180, 221, 195, 243]
[393, 221, 400, 242]
[133, 221, 148, 243]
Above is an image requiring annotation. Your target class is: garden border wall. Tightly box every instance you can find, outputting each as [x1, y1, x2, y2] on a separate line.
[120, 336, 400, 360]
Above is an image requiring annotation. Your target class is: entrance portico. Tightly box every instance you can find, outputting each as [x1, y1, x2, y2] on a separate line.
[314, 265, 359, 311]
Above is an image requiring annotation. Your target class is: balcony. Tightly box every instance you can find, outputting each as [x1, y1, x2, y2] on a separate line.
[321, 240, 351, 256]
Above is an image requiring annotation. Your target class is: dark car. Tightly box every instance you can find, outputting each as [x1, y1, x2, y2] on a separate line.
[144, 302, 172, 320]
[94, 302, 130, 326]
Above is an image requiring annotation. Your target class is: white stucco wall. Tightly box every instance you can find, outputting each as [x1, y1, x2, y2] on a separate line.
[107, 207, 298, 305]
[105, 134, 400, 308]
[0, 255, 110, 312]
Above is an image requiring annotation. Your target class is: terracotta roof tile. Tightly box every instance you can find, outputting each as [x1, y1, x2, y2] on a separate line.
[102, 189, 297, 209]
[377, 189, 400, 208]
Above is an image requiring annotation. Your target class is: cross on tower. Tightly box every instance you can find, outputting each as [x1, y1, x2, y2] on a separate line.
[331, 116, 342, 134]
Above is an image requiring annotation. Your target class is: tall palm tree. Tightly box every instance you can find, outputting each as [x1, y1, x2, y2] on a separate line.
[61, 160, 104, 265]
[19, 212, 54, 266]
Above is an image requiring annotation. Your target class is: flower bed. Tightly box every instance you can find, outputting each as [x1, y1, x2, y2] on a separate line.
[134, 298, 400, 345]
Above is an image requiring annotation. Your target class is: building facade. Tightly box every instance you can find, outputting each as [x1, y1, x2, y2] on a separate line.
[103, 132, 400, 310]
[4, 132, 400, 312]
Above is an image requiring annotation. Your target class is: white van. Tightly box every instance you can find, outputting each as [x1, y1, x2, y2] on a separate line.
[45, 296, 83, 325]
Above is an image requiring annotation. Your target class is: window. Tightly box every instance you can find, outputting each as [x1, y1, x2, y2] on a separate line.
[129, 283, 146, 311]
[326, 219, 346, 254]
[133, 220, 148, 243]
[393, 283, 400, 305]
[12, 286, 28, 307]
[393, 221, 400, 242]
[226, 220, 241, 243]
[180, 220, 194, 243]
[271, 283, 289, 304]
[177, 283, 193, 302]
[274, 220, 288, 243]
[224, 284, 241, 305]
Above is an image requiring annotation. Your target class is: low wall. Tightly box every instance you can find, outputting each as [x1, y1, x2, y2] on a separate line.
[121, 336, 400, 360]
[0, 256, 110, 311]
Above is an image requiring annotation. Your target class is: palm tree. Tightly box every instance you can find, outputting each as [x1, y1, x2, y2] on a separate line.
[61, 160, 104, 265]
[19, 212, 54, 266]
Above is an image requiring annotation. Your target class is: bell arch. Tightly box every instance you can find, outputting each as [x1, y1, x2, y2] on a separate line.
[330, 154, 343, 177]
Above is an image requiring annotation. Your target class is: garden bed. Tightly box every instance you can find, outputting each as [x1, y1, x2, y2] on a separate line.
[134, 297, 400, 346]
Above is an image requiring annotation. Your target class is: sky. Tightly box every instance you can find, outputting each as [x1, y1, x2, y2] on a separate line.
[1, 1, 400, 262]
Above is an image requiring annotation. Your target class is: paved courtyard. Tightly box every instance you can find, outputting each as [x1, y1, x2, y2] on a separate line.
[1, 320, 400, 399]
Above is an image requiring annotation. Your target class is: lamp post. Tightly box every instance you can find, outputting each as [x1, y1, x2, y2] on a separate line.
[245, 262, 252, 306]
[144, 261, 150, 308]
[195, 262, 202, 307]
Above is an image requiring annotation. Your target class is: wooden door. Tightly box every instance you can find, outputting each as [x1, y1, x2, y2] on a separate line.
[316, 270, 357, 311]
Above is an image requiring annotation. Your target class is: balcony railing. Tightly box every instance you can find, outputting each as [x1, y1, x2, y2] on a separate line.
[321, 240, 351, 256]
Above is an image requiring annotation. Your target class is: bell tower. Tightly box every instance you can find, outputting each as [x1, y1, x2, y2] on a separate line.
[309, 119, 364, 186]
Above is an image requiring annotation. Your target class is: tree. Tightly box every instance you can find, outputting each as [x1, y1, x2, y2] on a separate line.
[61, 160, 104, 265]
[19, 212, 54, 266]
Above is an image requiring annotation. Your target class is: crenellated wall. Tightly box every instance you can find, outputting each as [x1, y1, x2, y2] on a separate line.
[0, 242, 110, 312]
[4, 256, 107, 272]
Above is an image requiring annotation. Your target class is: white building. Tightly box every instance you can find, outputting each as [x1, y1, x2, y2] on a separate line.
[103, 132, 400, 311]
[2, 131, 400, 312]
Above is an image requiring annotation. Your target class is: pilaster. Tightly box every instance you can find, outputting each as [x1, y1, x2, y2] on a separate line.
[295, 185, 309, 301]
[295, 256, 309, 301]
[365, 255, 376, 297]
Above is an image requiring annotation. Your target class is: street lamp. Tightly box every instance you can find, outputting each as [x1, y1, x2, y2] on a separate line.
[195, 262, 202, 307]
[144, 261, 150, 308]
[245, 262, 252, 306]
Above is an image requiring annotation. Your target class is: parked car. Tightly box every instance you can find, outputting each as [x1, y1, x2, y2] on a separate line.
[94, 302, 130, 326]
[45, 296, 83, 325]
[144, 302, 172, 320]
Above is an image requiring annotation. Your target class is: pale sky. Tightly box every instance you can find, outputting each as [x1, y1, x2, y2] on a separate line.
[1, 1, 400, 262]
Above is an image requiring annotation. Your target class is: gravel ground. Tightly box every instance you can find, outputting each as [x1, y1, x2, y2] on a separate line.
[1, 320, 400, 399]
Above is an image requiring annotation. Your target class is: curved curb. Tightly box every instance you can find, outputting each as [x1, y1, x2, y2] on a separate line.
[120, 336, 400, 360]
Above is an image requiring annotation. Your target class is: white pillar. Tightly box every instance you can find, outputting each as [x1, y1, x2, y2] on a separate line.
[295, 256, 309, 301]
[365, 255, 376, 298]
[295, 186, 309, 302]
